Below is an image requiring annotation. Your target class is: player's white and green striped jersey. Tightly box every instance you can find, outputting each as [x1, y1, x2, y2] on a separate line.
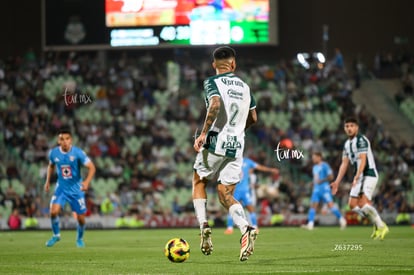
[202, 72, 256, 158]
[342, 133, 377, 177]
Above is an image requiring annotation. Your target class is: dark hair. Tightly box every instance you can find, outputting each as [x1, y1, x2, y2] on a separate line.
[344, 117, 359, 125]
[58, 127, 71, 136]
[213, 46, 236, 60]
[312, 151, 323, 158]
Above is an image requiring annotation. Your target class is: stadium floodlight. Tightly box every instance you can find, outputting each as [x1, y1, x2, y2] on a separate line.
[297, 53, 310, 69]
[316, 52, 326, 63]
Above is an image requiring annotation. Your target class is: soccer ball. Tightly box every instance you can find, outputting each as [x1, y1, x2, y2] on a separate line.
[164, 238, 190, 263]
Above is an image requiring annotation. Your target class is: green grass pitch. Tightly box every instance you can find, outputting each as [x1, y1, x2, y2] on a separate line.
[0, 226, 413, 274]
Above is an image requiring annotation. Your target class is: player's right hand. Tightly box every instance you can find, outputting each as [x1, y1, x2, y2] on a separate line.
[330, 181, 338, 195]
[44, 182, 50, 192]
[194, 133, 206, 152]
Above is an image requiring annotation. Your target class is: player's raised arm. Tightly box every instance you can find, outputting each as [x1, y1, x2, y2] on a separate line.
[254, 163, 278, 175]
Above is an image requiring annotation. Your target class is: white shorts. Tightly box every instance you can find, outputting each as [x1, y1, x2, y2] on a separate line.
[193, 149, 242, 185]
[349, 176, 378, 200]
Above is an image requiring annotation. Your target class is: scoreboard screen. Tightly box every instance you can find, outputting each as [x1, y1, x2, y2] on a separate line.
[43, 0, 278, 50]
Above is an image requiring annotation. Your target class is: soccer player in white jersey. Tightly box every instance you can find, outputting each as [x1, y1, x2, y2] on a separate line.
[192, 46, 258, 261]
[44, 128, 96, 247]
[330, 117, 389, 240]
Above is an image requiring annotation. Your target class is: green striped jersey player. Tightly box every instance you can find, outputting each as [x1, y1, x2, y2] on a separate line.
[331, 117, 389, 240]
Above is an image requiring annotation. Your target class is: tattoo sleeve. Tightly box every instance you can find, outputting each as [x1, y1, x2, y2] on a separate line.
[201, 96, 220, 134]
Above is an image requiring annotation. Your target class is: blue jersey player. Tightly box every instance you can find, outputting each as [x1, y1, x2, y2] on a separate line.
[302, 152, 346, 230]
[44, 128, 96, 247]
[225, 157, 279, 234]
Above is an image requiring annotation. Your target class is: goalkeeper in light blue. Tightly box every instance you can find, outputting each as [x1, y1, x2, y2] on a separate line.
[44, 128, 96, 248]
[302, 152, 346, 230]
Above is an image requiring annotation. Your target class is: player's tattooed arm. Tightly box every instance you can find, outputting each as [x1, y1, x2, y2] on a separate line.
[201, 96, 220, 135]
[194, 96, 221, 152]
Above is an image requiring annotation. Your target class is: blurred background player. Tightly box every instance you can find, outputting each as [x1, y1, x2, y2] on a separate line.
[192, 46, 258, 261]
[225, 157, 279, 234]
[44, 128, 96, 248]
[302, 152, 346, 230]
[331, 117, 389, 240]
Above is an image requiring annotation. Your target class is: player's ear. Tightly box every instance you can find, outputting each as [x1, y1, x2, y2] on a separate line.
[212, 61, 216, 69]
[231, 59, 236, 70]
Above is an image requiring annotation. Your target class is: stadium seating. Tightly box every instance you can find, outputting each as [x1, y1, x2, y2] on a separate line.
[0, 50, 412, 224]
[400, 97, 414, 124]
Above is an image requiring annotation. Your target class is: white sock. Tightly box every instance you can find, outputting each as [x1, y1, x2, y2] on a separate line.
[351, 206, 366, 217]
[229, 204, 249, 234]
[307, 221, 314, 228]
[361, 204, 384, 228]
[193, 199, 207, 229]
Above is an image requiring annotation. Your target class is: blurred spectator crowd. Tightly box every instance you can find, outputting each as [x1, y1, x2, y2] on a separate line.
[0, 47, 413, 228]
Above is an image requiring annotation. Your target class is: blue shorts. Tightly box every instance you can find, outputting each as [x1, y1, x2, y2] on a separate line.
[50, 191, 87, 215]
[234, 190, 253, 207]
[310, 184, 333, 204]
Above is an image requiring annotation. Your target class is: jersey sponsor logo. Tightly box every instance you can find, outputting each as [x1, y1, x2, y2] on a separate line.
[221, 78, 244, 87]
[358, 138, 368, 148]
[61, 165, 73, 179]
[221, 135, 241, 150]
[227, 89, 243, 100]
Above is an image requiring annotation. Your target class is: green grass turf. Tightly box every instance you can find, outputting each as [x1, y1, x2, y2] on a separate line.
[0, 226, 413, 274]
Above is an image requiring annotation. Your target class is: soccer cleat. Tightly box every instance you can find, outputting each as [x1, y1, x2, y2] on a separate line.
[339, 218, 347, 230]
[224, 228, 234, 235]
[76, 239, 85, 248]
[239, 226, 258, 262]
[45, 236, 60, 247]
[375, 224, 389, 241]
[301, 224, 314, 230]
[200, 223, 213, 255]
[370, 224, 378, 239]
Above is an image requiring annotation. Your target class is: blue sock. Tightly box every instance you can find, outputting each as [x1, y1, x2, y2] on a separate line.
[51, 217, 60, 236]
[227, 214, 234, 228]
[331, 207, 342, 219]
[308, 208, 316, 222]
[249, 212, 258, 228]
[77, 224, 86, 240]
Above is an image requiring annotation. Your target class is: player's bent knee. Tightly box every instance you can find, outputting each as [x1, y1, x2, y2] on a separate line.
[50, 211, 60, 217]
[77, 215, 86, 225]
